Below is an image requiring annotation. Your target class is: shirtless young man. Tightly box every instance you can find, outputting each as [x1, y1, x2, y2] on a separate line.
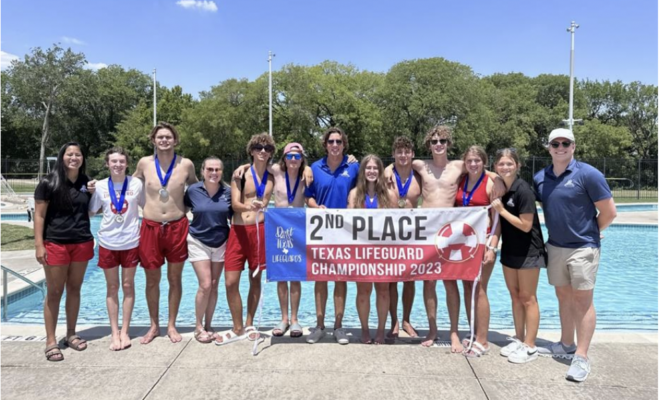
[408, 125, 466, 348]
[386, 136, 423, 340]
[133, 122, 198, 344]
[215, 133, 275, 345]
[231, 142, 309, 338]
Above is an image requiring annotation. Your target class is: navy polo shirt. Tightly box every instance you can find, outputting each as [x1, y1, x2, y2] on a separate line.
[304, 156, 359, 208]
[34, 174, 93, 244]
[500, 177, 545, 267]
[534, 159, 612, 248]
[184, 181, 233, 247]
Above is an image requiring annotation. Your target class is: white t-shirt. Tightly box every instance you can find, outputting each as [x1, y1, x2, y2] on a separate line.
[89, 176, 144, 250]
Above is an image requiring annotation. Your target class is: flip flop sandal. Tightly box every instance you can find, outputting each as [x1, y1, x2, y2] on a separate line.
[463, 341, 491, 358]
[64, 335, 87, 351]
[245, 326, 260, 341]
[214, 330, 246, 346]
[194, 329, 213, 344]
[272, 322, 289, 337]
[402, 323, 419, 338]
[462, 334, 476, 348]
[45, 345, 63, 362]
[290, 323, 303, 338]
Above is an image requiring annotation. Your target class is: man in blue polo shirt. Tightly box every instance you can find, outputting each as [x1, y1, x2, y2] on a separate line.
[534, 128, 616, 382]
[305, 127, 359, 345]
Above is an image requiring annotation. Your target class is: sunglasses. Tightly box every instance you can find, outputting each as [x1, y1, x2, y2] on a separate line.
[430, 139, 449, 145]
[550, 141, 572, 149]
[326, 139, 343, 145]
[252, 144, 275, 153]
[205, 167, 222, 172]
[285, 153, 302, 160]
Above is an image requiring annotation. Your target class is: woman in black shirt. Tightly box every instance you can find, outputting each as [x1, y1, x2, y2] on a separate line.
[34, 142, 95, 361]
[491, 148, 546, 364]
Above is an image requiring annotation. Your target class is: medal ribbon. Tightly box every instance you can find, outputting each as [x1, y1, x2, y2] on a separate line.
[285, 172, 301, 204]
[365, 194, 378, 209]
[462, 171, 485, 206]
[108, 177, 128, 215]
[393, 167, 413, 199]
[155, 153, 177, 189]
[250, 165, 269, 199]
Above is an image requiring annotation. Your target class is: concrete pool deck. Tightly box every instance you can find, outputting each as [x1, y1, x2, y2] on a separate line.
[0, 325, 657, 400]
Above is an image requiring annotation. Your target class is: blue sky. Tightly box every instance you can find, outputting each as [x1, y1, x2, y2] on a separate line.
[2, 0, 657, 97]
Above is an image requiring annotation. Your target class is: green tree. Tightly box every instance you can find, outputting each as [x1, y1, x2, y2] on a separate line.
[6, 45, 86, 176]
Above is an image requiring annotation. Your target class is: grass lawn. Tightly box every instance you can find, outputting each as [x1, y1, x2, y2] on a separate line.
[1, 224, 35, 251]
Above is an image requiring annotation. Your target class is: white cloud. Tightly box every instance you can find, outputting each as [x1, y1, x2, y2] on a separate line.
[61, 36, 86, 45]
[85, 62, 108, 71]
[176, 0, 217, 12]
[1, 51, 19, 70]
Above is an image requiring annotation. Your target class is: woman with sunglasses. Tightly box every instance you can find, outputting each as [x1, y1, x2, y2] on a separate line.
[183, 157, 232, 344]
[491, 148, 546, 363]
[348, 155, 398, 344]
[34, 142, 95, 361]
[89, 147, 144, 351]
[452, 145, 503, 358]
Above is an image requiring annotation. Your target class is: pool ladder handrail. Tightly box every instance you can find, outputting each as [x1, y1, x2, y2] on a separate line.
[1, 264, 46, 321]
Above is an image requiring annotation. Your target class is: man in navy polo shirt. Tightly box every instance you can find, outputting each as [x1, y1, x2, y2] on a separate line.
[534, 128, 616, 382]
[305, 127, 359, 345]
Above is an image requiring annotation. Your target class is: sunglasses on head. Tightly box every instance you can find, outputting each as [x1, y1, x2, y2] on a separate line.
[326, 139, 343, 145]
[430, 139, 449, 145]
[253, 144, 275, 153]
[285, 153, 302, 160]
[205, 167, 221, 172]
[496, 147, 517, 155]
[550, 141, 572, 149]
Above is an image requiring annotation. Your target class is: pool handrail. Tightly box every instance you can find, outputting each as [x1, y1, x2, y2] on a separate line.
[1, 264, 46, 321]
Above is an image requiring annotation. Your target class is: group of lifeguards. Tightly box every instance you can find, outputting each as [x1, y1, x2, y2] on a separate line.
[34, 123, 615, 383]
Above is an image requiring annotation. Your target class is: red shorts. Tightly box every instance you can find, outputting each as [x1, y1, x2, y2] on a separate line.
[138, 217, 189, 269]
[44, 241, 94, 266]
[225, 223, 266, 272]
[98, 246, 140, 269]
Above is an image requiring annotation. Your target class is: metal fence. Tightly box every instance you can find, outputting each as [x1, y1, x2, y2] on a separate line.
[1, 157, 658, 200]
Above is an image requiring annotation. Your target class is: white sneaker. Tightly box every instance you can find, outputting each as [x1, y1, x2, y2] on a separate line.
[499, 337, 523, 357]
[508, 344, 539, 364]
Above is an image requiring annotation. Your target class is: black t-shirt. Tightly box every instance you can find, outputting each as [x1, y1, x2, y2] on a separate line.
[34, 174, 93, 244]
[500, 177, 546, 267]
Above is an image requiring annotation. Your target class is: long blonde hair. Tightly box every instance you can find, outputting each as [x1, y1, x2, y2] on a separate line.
[352, 154, 391, 209]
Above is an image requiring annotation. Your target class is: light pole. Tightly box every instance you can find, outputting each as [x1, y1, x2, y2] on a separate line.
[153, 68, 157, 127]
[268, 51, 276, 137]
[563, 21, 582, 131]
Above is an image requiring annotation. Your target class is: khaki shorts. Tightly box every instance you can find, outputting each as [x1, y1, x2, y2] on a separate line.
[187, 234, 227, 263]
[546, 243, 600, 290]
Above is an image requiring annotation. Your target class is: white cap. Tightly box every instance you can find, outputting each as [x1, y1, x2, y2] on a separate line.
[548, 128, 575, 143]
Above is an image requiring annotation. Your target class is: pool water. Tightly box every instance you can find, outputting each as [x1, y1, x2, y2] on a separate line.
[2, 216, 658, 331]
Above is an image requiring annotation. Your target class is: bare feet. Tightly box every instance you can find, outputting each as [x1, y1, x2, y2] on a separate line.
[167, 327, 182, 343]
[402, 321, 419, 338]
[374, 330, 386, 345]
[109, 332, 121, 351]
[140, 326, 160, 345]
[421, 329, 437, 347]
[361, 329, 373, 344]
[120, 333, 132, 349]
[449, 331, 463, 353]
[387, 321, 399, 339]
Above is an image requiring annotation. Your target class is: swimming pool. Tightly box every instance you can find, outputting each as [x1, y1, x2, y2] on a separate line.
[2, 215, 657, 331]
[536, 203, 658, 214]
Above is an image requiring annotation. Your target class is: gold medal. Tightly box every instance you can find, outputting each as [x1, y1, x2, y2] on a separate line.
[398, 198, 406, 208]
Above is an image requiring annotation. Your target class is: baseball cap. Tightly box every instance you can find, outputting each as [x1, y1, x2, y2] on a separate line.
[284, 142, 306, 156]
[548, 128, 575, 143]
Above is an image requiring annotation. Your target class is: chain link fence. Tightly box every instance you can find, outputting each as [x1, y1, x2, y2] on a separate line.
[1, 157, 657, 200]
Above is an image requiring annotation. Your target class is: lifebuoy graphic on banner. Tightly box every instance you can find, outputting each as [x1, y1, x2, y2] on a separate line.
[435, 221, 479, 263]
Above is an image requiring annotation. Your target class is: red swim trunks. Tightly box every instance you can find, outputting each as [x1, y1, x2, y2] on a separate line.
[44, 240, 94, 266]
[224, 223, 266, 272]
[98, 246, 140, 269]
[138, 217, 189, 269]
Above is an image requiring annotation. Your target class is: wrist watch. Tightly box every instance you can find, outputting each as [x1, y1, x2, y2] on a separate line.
[486, 245, 498, 254]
